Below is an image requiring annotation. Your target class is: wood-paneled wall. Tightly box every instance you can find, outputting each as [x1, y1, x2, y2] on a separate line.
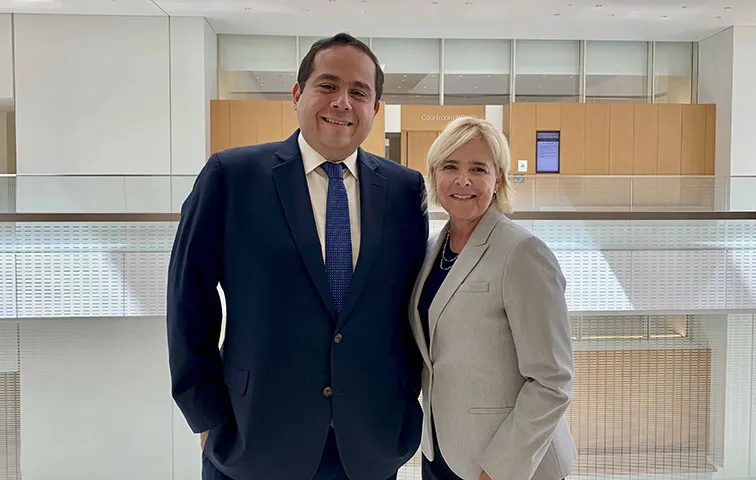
[210, 100, 386, 157]
[400, 105, 486, 171]
[509, 103, 716, 175]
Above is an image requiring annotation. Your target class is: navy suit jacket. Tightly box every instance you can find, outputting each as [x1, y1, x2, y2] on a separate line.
[167, 131, 428, 480]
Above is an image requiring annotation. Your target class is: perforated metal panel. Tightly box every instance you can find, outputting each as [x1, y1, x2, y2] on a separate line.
[0, 255, 15, 319]
[632, 251, 727, 311]
[555, 251, 633, 311]
[124, 222, 177, 252]
[125, 253, 169, 316]
[534, 220, 633, 251]
[727, 251, 756, 310]
[631, 220, 728, 250]
[16, 253, 125, 318]
[0, 224, 14, 254]
[726, 220, 756, 250]
[14, 223, 125, 253]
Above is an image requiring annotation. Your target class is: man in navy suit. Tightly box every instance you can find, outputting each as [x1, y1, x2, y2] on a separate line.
[167, 33, 428, 480]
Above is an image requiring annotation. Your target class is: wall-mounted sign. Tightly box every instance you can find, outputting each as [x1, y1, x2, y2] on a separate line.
[517, 160, 528, 173]
[536, 131, 560, 174]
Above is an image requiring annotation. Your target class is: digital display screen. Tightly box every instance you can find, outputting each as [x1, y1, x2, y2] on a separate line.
[536, 131, 560, 173]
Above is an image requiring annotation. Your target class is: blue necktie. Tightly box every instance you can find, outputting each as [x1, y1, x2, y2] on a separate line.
[321, 162, 353, 318]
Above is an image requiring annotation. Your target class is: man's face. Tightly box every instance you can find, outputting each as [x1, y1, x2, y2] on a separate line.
[292, 45, 380, 161]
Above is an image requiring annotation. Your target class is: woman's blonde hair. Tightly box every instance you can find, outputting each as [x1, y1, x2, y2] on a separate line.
[425, 116, 514, 214]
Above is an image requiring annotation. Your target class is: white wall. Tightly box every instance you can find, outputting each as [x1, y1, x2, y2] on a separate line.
[169, 17, 217, 176]
[19, 317, 173, 480]
[0, 113, 7, 172]
[730, 27, 756, 177]
[0, 14, 12, 110]
[10, 14, 217, 213]
[13, 15, 171, 176]
[204, 20, 218, 161]
[698, 26, 756, 210]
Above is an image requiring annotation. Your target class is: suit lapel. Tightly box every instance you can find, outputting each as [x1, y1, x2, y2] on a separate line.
[427, 207, 503, 354]
[410, 226, 447, 368]
[336, 149, 386, 331]
[272, 131, 336, 320]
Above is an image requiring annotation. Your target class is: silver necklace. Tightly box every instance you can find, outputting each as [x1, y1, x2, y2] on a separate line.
[439, 231, 459, 271]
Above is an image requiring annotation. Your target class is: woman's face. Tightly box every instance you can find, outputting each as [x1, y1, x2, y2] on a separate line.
[434, 137, 501, 225]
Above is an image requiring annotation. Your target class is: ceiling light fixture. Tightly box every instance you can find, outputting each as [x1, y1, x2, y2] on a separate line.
[245, 7, 251, 10]
[661, 15, 668, 18]
[595, 4, 602, 7]
[553, 13, 560, 16]
[681, 5, 687, 8]
[360, 9, 365, 13]
[715, 15, 722, 18]
[608, 13, 614, 17]
[724, 6, 731, 9]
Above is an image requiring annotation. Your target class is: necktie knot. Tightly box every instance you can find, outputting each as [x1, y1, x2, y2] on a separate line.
[322, 161, 346, 180]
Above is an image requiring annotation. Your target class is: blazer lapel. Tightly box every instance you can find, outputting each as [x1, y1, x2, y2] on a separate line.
[410, 226, 447, 368]
[427, 206, 503, 353]
[336, 149, 386, 331]
[272, 131, 336, 320]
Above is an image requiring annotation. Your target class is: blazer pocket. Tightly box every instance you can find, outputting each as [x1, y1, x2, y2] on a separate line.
[458, 282, 489, 293]
[469, 406, 514, 415]
[223, 360, 250, 396]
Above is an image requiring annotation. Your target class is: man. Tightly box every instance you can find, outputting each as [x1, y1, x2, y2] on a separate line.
[167, 33, 428, 480]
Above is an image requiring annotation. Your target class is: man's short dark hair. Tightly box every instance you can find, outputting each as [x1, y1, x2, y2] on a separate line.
[297, 33, 384, 106]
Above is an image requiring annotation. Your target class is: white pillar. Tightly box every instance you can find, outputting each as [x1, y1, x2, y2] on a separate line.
[698, 27, 756, 211]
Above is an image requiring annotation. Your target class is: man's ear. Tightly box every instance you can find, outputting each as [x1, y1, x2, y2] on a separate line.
[292, 83, 302, 110]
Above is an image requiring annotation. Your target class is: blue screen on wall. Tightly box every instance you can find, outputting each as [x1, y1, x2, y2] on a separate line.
[536, 131, 560, 173]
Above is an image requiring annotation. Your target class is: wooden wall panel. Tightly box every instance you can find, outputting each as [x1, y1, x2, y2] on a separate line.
[657, 104, 683, 175]
[401, 105, 485, 132]
[255, 101, 282, 144]
[210, 100, 231, 155]
[362, 105, 386, 156]
[682, 104, 706, 175]
[406, 131, 438, 174]
[609, 104, 634, 175]
[536, 103, 562, 131]
[705, 104, 716, 175]
[511, 103, 537, 175]
[560, 104, 586, 175]
[229, 100, 257, 148]
[585, 104, 610, 175]
[633, 104, 658, 175]
[281, 101, 299, 136]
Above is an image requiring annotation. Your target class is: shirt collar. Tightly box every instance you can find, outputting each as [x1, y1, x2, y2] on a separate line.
[298, 132, 359, 181]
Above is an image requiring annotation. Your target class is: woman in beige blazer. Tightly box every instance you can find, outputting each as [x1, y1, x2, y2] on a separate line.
[410, 116, 576, 480]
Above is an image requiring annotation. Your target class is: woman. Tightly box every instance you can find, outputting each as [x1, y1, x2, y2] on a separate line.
[410, 116, 576, 480]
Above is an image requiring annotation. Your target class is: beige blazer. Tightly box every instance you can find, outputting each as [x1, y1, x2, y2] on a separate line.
[410, 206, 576, 480]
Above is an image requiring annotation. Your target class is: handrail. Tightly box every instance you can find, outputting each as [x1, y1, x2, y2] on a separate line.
[0, 211, 754, 222]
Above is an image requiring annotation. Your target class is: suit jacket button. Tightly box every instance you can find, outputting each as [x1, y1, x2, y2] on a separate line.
[334, 333, 343, 344]
[323, 387, 333, 397]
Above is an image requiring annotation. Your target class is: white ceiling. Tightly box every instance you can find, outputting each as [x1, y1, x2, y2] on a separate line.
[1, 0, 755, 41]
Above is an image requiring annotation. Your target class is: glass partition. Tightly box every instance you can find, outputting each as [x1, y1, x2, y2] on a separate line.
[514, 40, 580, 102]
[372, 38, 441, 105]
[443, 39, 511, 105]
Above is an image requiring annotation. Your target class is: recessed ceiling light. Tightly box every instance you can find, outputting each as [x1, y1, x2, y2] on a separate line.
[360, 9, 365, 13]
[715, 15, 722, 18]
[244, 7, 251, 10]
[553, 12, 560, 16]
[473, 86, 478, 89]
[465, 1, 472, 4]
[661, 15, 668, 18]
[302, 8, 309, 11]
[608, 13, 614, 17]
[681, 5, 687, 8]
[568, 3, 573, 6]
[724, 6, 731, 9]
[432, 1, 438, 3]
[397, 86, 402, 89]
[595, 4, 602, 7]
